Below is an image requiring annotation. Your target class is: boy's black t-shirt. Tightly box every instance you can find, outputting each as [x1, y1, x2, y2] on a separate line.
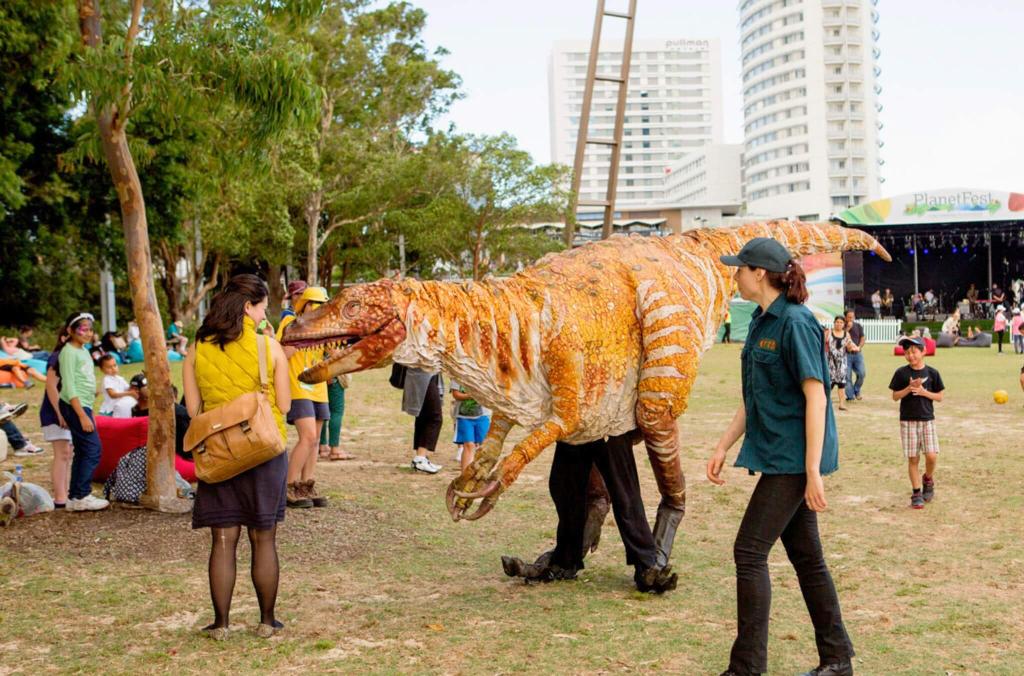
[889, 364, 945, 420]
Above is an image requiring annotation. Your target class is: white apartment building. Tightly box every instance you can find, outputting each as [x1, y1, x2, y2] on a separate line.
[664, 143, 743, 206]
[549, 38, 724, 208]
[740, 0, 883, 220]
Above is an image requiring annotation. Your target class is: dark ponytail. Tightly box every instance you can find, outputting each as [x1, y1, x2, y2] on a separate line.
[764, 260, 809, 304]
[51, 312, 79, 354]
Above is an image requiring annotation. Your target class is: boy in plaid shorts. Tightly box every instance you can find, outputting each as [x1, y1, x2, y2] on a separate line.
[889, 336, 945, 509]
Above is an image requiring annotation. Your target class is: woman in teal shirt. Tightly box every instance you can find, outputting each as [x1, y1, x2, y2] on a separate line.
[707, 238, 854, 676]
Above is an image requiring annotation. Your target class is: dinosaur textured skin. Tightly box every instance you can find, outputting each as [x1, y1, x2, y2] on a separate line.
[282, 221, 889, 556]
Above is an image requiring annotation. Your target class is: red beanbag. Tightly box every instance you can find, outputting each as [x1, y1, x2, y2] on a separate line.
[94, 416, 148, 481]
[92, 415, 197, 483]
[893, 337, 936, 357]
[175, 454, 197, 483]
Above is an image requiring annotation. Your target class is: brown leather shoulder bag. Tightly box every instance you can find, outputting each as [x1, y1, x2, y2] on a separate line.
[184, 334, 285, 483]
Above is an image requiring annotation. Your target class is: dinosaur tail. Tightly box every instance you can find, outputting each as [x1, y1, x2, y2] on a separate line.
[726, 220, 892, 262]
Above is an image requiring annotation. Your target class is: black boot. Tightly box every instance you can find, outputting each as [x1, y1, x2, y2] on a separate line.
[799, 660, 853, 676]
[634, 565, 678, 594]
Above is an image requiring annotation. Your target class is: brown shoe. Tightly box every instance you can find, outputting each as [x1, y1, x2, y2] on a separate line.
[304, 479, 328, 508]
[286, 482, 312, 509]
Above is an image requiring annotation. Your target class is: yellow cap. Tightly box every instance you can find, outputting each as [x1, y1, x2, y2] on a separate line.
[294, 286, 328, 313]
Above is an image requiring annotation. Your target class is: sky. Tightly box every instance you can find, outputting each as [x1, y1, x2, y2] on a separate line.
[415, 0, 1024, 198]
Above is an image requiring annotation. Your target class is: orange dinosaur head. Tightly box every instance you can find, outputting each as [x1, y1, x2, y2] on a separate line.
[281, 279, 410, 383]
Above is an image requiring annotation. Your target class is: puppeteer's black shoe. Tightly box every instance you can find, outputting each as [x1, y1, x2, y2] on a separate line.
[634, 565, 678, 594]
[799, 659, 853, 676]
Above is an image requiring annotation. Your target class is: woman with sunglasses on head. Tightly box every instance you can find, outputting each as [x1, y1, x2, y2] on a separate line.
[709, 238, 854, 676]
[57, 312, 109, 512]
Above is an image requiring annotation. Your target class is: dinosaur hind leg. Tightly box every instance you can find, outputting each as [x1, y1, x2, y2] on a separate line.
[582, 465, 611, 555]
[636, 400, 686, 568]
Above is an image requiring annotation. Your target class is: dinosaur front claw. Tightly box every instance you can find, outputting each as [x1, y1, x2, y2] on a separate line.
[460, 494, 497, 521]
[453, 480, 500, 501]
[446, 458, 504, 522]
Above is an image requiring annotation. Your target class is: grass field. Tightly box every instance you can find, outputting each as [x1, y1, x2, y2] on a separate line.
[1, 344, 1023, 674]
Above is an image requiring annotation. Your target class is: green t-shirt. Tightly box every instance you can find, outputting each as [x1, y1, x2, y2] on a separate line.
[58, 345, 97, 408]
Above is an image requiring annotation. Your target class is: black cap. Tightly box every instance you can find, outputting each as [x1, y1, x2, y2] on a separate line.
[129, 373, 148, 388]
[898, 336, 924, 350]
[719, 237, 793, 273]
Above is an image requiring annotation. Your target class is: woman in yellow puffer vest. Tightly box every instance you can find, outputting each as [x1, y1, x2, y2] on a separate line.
[183, 274, 292, 641]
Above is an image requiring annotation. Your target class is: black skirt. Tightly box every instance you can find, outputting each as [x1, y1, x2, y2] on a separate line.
[191, 452, 287, 530]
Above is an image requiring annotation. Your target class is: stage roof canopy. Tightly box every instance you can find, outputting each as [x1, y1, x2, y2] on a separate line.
[837, 187, 1024, 227]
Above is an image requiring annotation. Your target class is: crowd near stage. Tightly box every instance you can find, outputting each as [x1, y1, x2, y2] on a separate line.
[837, 188, 1024, 317]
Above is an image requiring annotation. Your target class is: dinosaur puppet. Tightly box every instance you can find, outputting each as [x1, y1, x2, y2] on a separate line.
[281, 221, 890, 567]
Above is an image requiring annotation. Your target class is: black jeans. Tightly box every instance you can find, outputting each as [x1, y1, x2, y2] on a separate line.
[412, 375, 442, 452]
[728, 474, 853, 675]
[548, 432, 658, 570]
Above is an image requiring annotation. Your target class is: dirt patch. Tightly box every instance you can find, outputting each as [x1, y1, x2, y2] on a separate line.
[4, 497, 397, 565]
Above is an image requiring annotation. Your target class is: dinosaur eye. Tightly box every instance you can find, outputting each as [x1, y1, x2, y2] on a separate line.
[343, 301, 362, 319]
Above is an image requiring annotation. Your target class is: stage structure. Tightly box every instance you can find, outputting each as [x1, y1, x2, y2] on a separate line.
[836, 188, 1024, 315]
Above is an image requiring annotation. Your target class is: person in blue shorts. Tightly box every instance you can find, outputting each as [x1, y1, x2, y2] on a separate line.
[450, 381, 490, 472]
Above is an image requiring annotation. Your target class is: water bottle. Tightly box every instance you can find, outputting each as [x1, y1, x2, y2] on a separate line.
[14, 464, 23, 483]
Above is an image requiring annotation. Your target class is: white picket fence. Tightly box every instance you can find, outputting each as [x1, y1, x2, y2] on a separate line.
[820, 319, 903, 343]
[828, 319, 901, 344]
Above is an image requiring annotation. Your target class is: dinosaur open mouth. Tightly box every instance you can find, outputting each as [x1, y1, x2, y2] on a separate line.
[283, 318, 401, 383]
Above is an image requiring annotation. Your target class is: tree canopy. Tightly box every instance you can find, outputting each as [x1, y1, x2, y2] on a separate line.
[0, 0, 569, 331]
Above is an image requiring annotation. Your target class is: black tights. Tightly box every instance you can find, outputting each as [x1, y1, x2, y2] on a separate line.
[205, 525, 280, 629]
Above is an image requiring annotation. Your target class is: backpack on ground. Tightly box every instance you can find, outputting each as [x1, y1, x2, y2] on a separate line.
[103, 446, 194, 504]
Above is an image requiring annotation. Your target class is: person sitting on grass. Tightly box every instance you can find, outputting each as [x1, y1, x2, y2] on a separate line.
[941, 309, 961, 345]
[17, 325, 49, 360]
[166, 320, 189, 355]
[129, 372, 149, 417]
[889, 336, 945, 510]
[97, 354, 137, 418]
[1, 401, 42, 456]
[0, 336, 47, 384]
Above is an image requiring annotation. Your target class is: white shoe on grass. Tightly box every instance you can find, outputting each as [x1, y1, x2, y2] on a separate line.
[13, 443, 43, 457]
[67, 495, 110, 511]
[411, 456, 442, 474]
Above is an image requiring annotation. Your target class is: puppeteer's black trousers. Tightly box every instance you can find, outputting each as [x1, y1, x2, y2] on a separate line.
[548, 431, 658, 570]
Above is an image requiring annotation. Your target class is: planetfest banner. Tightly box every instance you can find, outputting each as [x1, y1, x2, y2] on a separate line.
[838, 188, 1024, 226]
[718, 253, 844, 343]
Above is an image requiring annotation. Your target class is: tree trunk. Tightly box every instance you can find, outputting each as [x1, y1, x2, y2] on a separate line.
[305, 188, 322, 284]
[156, 241, 181, 323]
[179, 251, 221, 322]
[267, 262, 284, 319]
[338, 259, 349, 292]
[319, 246, 334, 290]
[78, 0, 188, 513]
[472, 214, 487, 281]
[303, 98, 333, 286]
